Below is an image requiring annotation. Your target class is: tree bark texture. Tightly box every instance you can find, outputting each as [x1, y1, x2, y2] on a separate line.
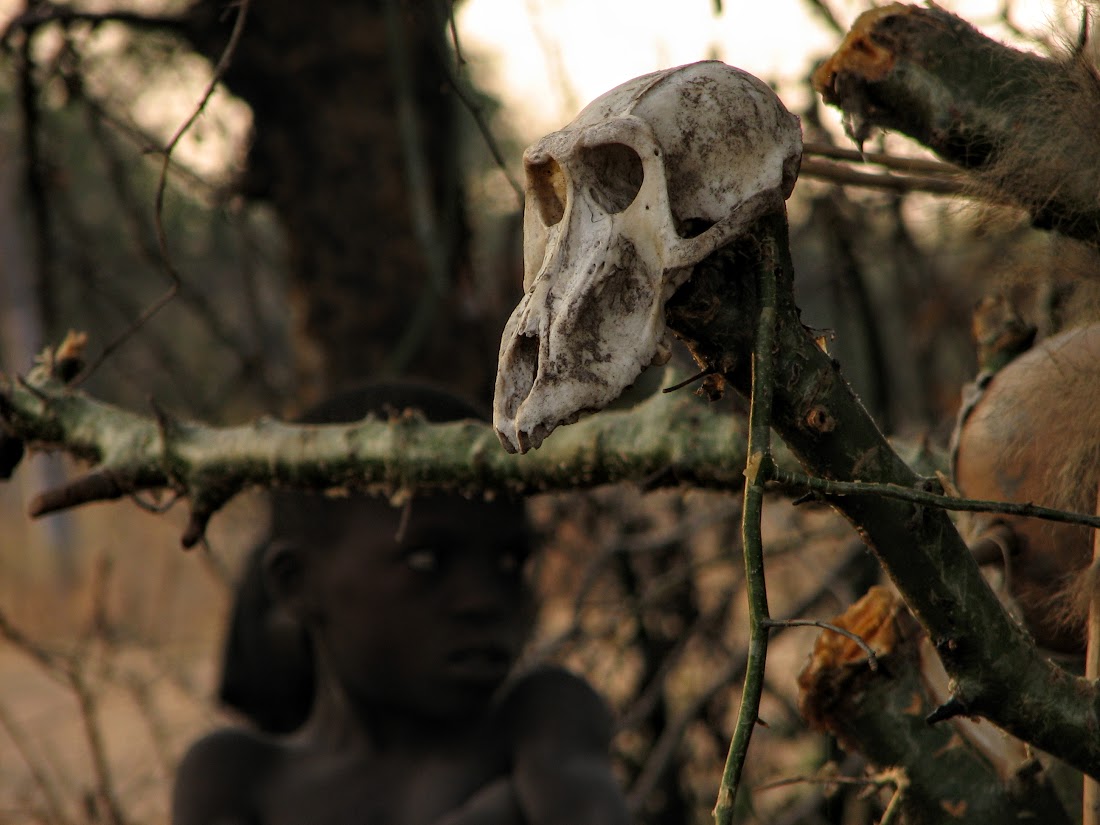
[813, 3, 1100, 246]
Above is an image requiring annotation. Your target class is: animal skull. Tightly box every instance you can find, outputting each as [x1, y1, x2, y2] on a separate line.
[493, 61, 802, 454]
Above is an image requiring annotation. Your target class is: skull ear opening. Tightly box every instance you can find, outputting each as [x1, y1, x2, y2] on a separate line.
[577, 143, 643, 214]
[527, 158, 567, 226]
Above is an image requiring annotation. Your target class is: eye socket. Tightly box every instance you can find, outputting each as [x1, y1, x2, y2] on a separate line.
[577, 143, 643, 214]
[527, 157, 566, 227]
[403, 547, 440, 574]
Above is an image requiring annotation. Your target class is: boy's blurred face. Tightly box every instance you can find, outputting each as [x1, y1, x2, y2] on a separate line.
[300, 495, 533, 721]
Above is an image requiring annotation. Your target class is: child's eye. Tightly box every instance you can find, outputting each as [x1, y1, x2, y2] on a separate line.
[404, 547, 440, 573]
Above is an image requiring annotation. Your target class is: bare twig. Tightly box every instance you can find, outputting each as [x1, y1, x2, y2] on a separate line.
[803, 141, 958, 175]
[0, 606, 65, 677]
[70, 667, 128, 825]
[0, 699, 72, 825]
[757, 769, 895, 793]
[772, 468, 1100, 531]
[15, 20, 58, 332]
[523, 0, 580, 120]
[763, 617, 879, 671]
[79, 0, 251, 380]
[799, 157, 970, 196]
[431, 0, 523, 206]
[714, 226, 780, 825]
[798, 0, 846, 35]
[123, 677, 175, 781]
[382, 0, 453, 373]
[627, 540, 866, 815]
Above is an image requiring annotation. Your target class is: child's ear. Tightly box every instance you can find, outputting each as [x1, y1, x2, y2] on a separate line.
[263, 540, 308, 622]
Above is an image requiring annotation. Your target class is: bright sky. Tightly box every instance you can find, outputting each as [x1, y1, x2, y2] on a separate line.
[458, 0, 1060, 144]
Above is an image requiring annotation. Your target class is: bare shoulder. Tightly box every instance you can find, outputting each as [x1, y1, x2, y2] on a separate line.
[173, 726, 282, 825]
[497, 665, 614, 752]
[498, 667, 628, 825]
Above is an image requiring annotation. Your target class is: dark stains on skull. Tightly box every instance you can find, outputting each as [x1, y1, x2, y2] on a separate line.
[559, 241, 646, 385]
[660, 75, 759, 230]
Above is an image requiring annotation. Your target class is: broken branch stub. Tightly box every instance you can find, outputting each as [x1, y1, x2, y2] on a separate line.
[493, 61, 802, 454]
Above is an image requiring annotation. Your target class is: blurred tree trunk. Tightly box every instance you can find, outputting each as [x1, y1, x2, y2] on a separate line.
[183, 0, 496, 406]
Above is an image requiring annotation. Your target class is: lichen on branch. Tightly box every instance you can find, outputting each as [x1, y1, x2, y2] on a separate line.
[0, 336, 754, 546]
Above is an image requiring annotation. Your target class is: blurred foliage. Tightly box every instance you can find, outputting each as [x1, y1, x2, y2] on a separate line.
[0, 19, 291, 420]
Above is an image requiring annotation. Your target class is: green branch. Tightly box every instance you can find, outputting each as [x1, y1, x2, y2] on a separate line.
[714, 226, 780, 825]
[0, 347, 754, 546]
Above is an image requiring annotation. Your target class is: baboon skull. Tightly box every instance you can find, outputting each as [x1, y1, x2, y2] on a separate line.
[493, 61, 802, 454]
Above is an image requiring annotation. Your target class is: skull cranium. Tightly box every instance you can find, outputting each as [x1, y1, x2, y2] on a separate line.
[494, 61, 802, 454]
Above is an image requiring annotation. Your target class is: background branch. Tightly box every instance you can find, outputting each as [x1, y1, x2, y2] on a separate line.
[813, 3, 1100, 246]
[714, 214, 780, 825]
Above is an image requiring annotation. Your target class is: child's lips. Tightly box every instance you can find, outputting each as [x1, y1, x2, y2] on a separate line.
[445, 645, 514, 682]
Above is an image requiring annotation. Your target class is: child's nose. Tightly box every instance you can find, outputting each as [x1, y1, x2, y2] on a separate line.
[448, 560, 519, 621]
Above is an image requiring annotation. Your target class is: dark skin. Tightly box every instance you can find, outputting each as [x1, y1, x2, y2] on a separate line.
[173, 494, 629, 825]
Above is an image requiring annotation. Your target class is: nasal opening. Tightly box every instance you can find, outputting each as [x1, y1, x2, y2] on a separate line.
[526, 157, 566, 226]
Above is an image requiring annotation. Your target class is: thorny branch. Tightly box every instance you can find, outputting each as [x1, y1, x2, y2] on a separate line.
[0, 334, 757, 546]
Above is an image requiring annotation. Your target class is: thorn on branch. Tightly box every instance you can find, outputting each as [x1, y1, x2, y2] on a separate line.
[926, 695, 969, 725]
[184, 491, 234, 549]
[181, 508, 212, 549]
[130, 490, 182, 515]
[662, 367, 714, 394]
[29, 469, 129, 517]
[149, 395, 180, 440]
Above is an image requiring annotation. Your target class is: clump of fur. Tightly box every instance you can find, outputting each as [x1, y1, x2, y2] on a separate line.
[954, 323, 1100, 652]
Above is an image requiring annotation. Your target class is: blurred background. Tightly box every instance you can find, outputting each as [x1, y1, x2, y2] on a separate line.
[1, 0, 1098, 822]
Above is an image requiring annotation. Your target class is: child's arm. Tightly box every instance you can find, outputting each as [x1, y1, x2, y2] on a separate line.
[430, 777, 525, 825]
[501, 667, 630, 825]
